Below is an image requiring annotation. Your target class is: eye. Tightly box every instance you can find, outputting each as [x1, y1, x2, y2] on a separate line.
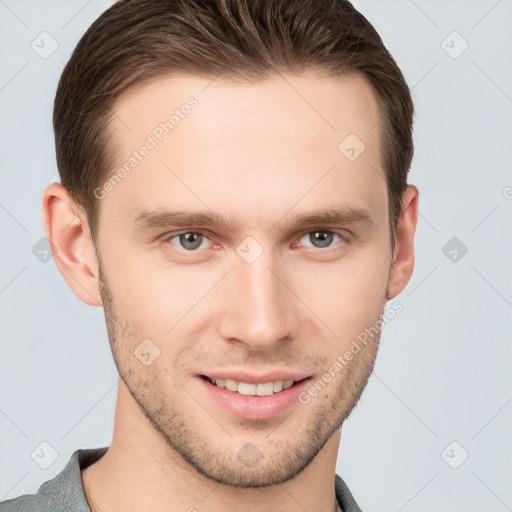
[164, 229, 347, 253]
[298, 230, 346, 249]
[167, 231, 210, 251]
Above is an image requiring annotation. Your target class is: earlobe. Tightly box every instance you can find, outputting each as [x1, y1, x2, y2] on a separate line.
[42, 182, 103, 307]
[387, 185, 419, 300]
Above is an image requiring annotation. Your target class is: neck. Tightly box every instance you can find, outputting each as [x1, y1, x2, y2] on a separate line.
[82, 381, 342, 512]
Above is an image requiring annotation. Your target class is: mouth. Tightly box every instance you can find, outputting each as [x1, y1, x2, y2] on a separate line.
[200, 375, 309, 397]
[197, 373, 312, 421]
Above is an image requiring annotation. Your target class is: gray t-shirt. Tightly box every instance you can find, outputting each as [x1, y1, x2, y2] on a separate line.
[0, 447, 362, 512]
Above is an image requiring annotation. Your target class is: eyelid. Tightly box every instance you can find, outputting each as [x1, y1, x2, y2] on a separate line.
[164, 230, 216, 250]
[295, 228, 349, 249]
[164, 229, 210, 240]
[297, 227, 349, 239]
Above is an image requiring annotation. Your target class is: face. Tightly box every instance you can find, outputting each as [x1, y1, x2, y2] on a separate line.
[95, 71, 391, 487]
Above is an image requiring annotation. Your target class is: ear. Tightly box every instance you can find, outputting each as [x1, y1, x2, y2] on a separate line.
[42, 182, 103, 307]
[387, 185, 419, 300]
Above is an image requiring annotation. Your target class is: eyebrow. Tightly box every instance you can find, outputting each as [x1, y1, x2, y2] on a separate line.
[131, 205, 373, 233]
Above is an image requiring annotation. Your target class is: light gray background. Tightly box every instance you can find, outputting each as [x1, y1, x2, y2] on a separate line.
[1, 1, 511, 510]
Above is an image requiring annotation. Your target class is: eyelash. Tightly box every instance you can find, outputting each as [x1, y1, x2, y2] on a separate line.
[163, 229, 348, 252]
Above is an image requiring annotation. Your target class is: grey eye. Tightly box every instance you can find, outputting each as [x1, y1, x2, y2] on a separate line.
[177, 232, 204, 250]
[300, 230, 342, 249]
[310, 231, 333, 248]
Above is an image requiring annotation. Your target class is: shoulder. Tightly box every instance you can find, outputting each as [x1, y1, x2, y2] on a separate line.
[0, 447, 108, 512]
[0, 493, 39, 512]
[335, 473, 363, 512]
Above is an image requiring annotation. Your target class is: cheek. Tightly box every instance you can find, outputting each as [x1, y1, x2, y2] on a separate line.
[107, 257, 218, 348]
[289, 249, 389, 340]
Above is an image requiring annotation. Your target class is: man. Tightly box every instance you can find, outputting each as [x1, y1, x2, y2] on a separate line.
[0, 0, 418, 510]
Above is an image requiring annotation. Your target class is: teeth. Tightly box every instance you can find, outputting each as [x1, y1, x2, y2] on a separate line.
[256, 382, 274, 396]
[225, 379, 237, 392]
[238, 382, 256, 395]
[273, 380, 284, 392]
[209, 377, 297, 396]
[283, 379, 294, 390]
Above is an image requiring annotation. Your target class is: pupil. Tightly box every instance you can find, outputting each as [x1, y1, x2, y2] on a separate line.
[181, 233, 202, 250]
[312, 231, 332, 248]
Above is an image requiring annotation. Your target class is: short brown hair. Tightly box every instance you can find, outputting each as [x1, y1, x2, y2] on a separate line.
[53, 0, 414, 254]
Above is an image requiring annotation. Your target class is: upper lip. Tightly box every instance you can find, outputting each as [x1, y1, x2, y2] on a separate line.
[200, 370, 311, 384]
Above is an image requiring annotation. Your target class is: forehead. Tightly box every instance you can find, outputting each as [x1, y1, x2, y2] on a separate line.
[100, 71, 386, 232]
[111, 70, 381, 151]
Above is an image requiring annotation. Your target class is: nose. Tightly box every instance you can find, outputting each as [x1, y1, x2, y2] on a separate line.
[217, 247, 296, 351]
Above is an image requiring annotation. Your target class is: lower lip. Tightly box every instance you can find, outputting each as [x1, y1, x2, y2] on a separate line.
[198, 376, 312, 421]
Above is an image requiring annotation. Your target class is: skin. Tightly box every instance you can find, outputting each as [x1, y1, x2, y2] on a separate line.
[42, 70, 418, 512]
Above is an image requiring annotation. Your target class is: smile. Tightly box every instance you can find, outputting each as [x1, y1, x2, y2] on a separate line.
[204, 376, 297, 396]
